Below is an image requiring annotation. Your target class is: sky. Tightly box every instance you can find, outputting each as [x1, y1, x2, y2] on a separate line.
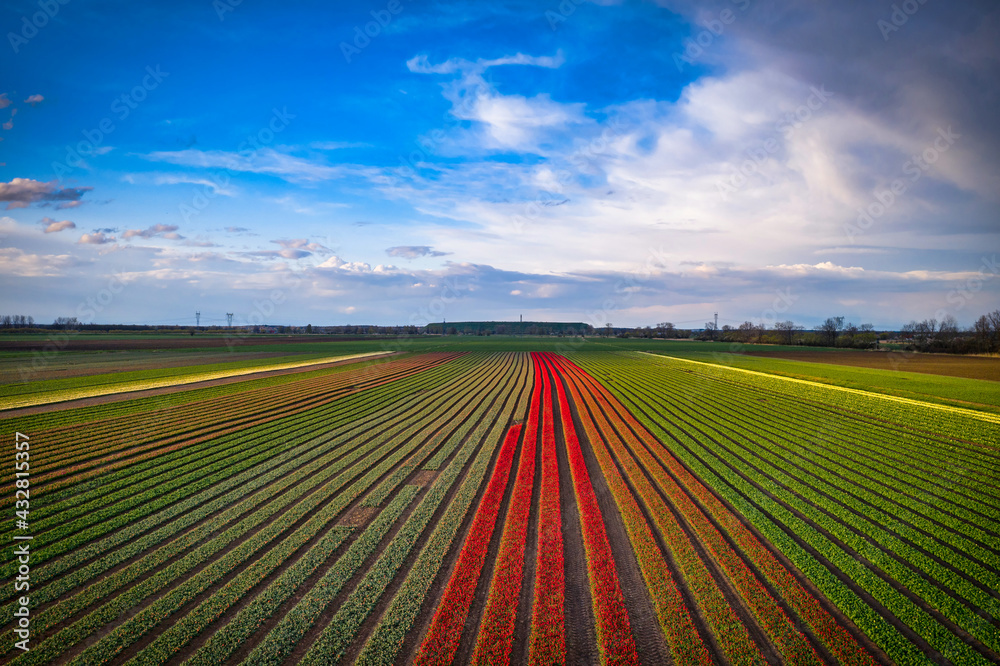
[1, 0, 998, 329]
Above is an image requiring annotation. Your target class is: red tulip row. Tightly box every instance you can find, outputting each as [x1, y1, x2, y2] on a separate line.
[414, 423, 523, 666]
[527, 353, 565, 664]
[469, 353, 543, 665]
[545, 354, 712, 666]
[567, 355, 877, 666]
[542, 353, 639, 665]
[572, 359, 819, 661]
[550, 355, 762, 664]
[351, 355, 534, 666]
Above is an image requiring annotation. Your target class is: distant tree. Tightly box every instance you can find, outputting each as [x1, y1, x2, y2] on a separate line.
[913, 318, 937, 345]
[818, 316, 844, 346]
[306, 324, 312, 333]
[855, 323, 877, 349]
[774, 320, 801, 345]
[656, 322, 675, 338]
[839, 322, 859, 347]
[737, 321, 755, 344]
[988, 310, 1000, 351]
[935, 316, 959, 346]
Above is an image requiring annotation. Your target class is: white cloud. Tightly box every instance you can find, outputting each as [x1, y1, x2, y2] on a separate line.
[406, 51, 565, 75]
[315, 255, 385, 272]
[386, 245, 449, 259]
[153, 173, 236, 196]
[0, 248, 75, 276]
[308, 141, 369, 150]
[122, 224, 183, 240]
[407, 50, 583, 154]
[0, 178, 92, 209]
[141, 148, 376, 184]
[39, 217, 76, 233]
[78, 232, 116, 245]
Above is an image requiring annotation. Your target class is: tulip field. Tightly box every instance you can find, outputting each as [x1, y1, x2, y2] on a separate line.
[1, 346, 997, 665]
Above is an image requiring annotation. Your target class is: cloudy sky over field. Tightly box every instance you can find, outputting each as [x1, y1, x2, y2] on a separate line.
[1, 0, 998, 328]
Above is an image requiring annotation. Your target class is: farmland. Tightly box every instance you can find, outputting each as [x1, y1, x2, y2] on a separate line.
[1, 341, 997, 665]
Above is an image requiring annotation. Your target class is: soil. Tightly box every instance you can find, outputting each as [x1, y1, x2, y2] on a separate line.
[561, 372, 673, 666]
[339, 506, 379, 527]
[409, 470, 438, 486]
[554, 388, 600, 665]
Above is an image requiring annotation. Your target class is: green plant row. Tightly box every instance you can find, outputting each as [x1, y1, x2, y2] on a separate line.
[6, 410, 421, 663]
[679, 361, 1000, 508]
[0, 354, 414, 432]
[659, 357, 1000, 509]
[129, 486, 421, 666]
[1, 355, 483, 654]
[0, 356, 469, 618]
[235, 487, 421, 666]
[78, 353, 510, 664]
[361, 353, 518, 505]
[581, 356, 927, 663]
[0, 356, 461, 585]
[642, 353, 1000, 447]
[237, 353, 522, 664]
[639, 366, 1000, 564]
[22, 353, 464, 515]
[639, 371, 1000, 653]
[0, 352, 415, 434]
[579, 353, 994, 665]
[629, 365, 1000, 601]
[694, 376, 1000, 528]
[351, 353, 531, 666]
[25, 353, 442, 470]
[309, 355, 531, 665]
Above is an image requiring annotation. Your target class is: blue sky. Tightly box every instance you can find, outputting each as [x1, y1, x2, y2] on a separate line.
[1, 0, 998, 328]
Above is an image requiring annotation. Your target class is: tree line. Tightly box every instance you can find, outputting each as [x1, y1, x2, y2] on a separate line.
[623, 309, 1000, 354]
[1, 315, 35, 327]
[900, 310, 1000, 354]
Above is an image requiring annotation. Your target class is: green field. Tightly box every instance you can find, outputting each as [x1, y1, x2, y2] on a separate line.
[2, 335, 996, 413]
[0, 339, 997, 664]
[652, 349, 1000, 414]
